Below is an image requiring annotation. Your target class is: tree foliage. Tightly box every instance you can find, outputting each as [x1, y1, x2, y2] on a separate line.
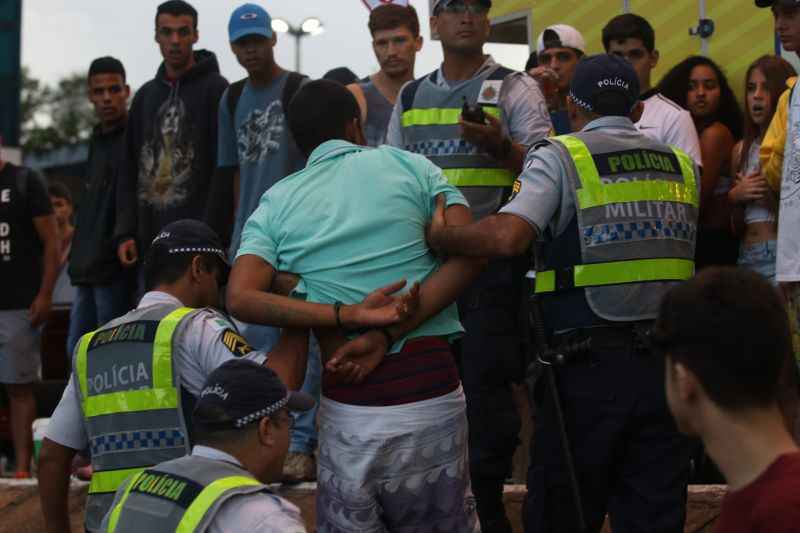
[20, 67, 95, 155]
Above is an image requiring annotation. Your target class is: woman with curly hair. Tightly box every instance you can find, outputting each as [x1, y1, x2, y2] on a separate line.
[658, 56, 744, 269]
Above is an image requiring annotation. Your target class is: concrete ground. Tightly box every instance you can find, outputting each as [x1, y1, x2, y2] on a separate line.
[0, 479, 724, 532]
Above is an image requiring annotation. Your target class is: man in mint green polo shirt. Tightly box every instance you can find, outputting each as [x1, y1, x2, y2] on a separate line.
[226, 79, 485, 532]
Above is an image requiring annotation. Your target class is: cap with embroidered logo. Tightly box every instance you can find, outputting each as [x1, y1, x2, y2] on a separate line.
[148, 219, 228, 265]
[569, 54, 640, 116]
[193, 359, 315, 432]
[229, 3, 273, 43]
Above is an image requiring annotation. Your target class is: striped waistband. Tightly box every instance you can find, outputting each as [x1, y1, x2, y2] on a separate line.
[323, 336, 460, 406]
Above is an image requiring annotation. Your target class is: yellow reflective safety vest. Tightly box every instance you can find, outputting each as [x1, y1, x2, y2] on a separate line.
[534, 130, 699, 325]
[397, 63, 516, 219]
[104, 454, 269, 533]
[75, 303, 200, 532]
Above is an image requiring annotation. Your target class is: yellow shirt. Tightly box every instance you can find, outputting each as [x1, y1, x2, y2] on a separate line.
[760, 76, 797, 191]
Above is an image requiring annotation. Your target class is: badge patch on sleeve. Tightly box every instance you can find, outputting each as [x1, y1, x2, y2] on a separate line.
[220, 329, 254, 357]
[507, 178, 522, 203]
[477, 80, 502, 105]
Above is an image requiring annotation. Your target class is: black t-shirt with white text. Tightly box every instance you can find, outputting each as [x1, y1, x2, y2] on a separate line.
[0, 163, 53, 310]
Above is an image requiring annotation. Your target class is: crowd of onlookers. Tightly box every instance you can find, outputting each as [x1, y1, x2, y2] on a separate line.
[4, 0, 800, 531]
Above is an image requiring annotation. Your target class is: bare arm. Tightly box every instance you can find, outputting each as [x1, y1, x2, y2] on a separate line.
[427, 194, 537, 258]
[728, 141, 747, 237]
[698, 123, 735, 210]
[31, 214, 59, 326]
[227, 256, 411, 329]
[266, 328, 309, 391]
[262, 272, 310, 391]
[38, 438, 77, 533]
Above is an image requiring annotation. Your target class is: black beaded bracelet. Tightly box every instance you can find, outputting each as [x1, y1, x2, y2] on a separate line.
[333, 301, 345, 332]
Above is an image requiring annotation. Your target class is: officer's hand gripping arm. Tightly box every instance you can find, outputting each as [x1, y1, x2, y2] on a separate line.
[427, 194, 536, 258]
[328, 203, 486, 381]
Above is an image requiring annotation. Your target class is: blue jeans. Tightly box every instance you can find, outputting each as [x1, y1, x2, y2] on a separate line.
[291, 335, 321, 455]
[235, 321, 320, 455]
[738, 240, 777, 285]
[67, 278, 134, 357]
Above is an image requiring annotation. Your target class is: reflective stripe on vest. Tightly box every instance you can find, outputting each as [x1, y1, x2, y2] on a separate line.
[534, 258, 695, 294]
[443, 168, 515, 187]
[399, 65, 517, 194]
[553, 135, 699, 209]
[402, 106, 514, 187]
[90, 467, 146, 496]
[106, 467, 262, 533]
[106, 471, 145, 532]
[535, 134, 698, 297]
[176, 476, 262, 532]
[77, 306, 194, 496]
[401, 106, 502, 127]
[77, 307, 193, 418]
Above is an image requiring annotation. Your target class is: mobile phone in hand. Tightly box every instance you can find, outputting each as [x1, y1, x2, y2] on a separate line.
[461, 96, 486, 124]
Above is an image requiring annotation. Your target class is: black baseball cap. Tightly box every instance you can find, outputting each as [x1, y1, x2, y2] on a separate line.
[569, 54, 640, 117]
[432, 0, 492, 13]
[147, 219, 230, 282]
[755, 0, 800, 7]
[193, 359, 315, 432]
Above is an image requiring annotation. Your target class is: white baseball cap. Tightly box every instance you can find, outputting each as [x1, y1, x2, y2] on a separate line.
[536, 24, 586, 55]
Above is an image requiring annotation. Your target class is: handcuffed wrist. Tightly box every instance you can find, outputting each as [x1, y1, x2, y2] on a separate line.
[378, 327, 394, 348]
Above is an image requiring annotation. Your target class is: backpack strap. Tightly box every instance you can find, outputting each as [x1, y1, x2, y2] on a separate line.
[226, 79, 247, 123]
[281, 71, 306, 119]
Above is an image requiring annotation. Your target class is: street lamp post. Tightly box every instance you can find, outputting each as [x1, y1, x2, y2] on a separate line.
[271, 17, 324, 73]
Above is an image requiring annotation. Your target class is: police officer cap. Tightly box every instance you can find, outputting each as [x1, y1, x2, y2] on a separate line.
[569, 54, 640, 117]
[754, 0, 800, 7]
[146, 219, 230, 284]
[193, 359, 315, 432]
[149, 219, 228, 265]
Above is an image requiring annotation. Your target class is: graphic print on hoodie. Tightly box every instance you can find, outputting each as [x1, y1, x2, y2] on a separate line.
[139, 96, 195, 208]
[115, 49, 228, 256]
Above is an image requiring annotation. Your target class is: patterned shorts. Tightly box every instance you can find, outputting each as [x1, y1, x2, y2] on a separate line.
[316, 387, 480, 533]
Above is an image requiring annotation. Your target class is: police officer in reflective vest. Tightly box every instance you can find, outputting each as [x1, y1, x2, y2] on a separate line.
[427, 54, 699, 533]
[101, 359, 313, 532]
[38, 220, 311, 533]
[386, 1, 551, 529]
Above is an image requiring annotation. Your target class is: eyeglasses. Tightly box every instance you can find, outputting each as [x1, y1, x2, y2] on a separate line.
[436, 0, 490, 16]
